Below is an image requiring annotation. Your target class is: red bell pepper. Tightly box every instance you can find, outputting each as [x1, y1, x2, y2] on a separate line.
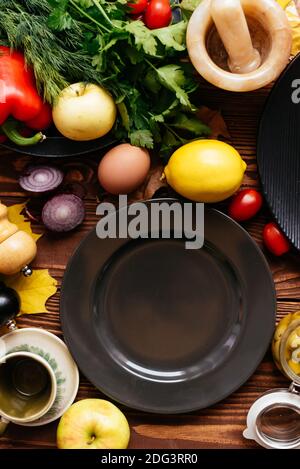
[0, 46, 52, 146]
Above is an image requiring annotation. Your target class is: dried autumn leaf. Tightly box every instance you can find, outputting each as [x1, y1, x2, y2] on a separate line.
[7, 203, 42, 242]
[286, 5, 300, 56]
[277, 1, 300, 56]
[5, 270, 57, 315]
[132, 165, 168, 202]
[197, 106, 231, 140]
[277, 0, 292, 9]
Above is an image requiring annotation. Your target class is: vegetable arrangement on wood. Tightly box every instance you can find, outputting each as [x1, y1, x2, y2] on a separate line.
[0, 0, 208, 156]
[0, 0, 293, 259]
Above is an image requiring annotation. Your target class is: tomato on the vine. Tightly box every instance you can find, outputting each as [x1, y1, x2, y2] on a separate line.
[144, 0, 172, 29]
[263, 222, 291, 256]
[228, 189, 263, 222]
[127, 0, 148, 15]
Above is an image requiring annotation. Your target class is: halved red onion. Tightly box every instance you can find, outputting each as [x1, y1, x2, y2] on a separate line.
[42, 194, 85, 232]
[19, 165, 64, 195]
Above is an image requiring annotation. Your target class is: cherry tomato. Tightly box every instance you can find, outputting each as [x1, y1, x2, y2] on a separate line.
[263, 222, 291, 256]
[127, 0, 148, 15]
[144, 0, 172, 29]
[228, 189, 263, 222]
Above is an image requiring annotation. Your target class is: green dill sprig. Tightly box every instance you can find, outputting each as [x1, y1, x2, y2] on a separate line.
[0, 0, 103, 103]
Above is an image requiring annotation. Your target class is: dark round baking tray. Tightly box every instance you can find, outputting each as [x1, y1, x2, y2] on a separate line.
[257, 54, 300, 250]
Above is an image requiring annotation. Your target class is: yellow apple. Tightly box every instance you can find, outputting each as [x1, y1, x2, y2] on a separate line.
[56, 399, 130, 449]
[52, 83, 117, 141]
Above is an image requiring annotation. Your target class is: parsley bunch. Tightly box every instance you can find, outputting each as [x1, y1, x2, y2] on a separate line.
[48, 0, 209, 155]
[0, 0, 209, 156]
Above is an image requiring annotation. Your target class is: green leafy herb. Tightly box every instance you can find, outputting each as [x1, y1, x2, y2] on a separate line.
[129, 130, 154, 148]
[170, 113, 210, 135]
[153, 21, 187, 51]
[154, 64, 192, 108]
[180, 0, 202, 19]
[0, 0, 208, 156]
[0, 0, 103, 103]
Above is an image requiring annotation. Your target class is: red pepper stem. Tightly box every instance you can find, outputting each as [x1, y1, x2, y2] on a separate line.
[0, 121, 46, 146]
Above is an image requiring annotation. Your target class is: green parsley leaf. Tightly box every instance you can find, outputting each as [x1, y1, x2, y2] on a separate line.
[155, 65, 191, 108]
[125, 21, 157, 56]
[152, 99, 179, 122]
[129, 129, 154, 148]
[144, 69, 162, 94]
[159, 129, 183, 160]
[72, 0, 94, 7]
[117, 101, 130, 131]
[170, 113, 211, 136]
[149, 118, 162, 143]
[47, 0, 69, 8]
[124, 45, 144, 65]
[153, 21, 187, 51]
[47, 8, 73, 30]
[181, 0, 202, 12]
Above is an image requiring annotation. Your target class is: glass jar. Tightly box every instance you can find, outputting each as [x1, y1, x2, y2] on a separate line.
[244, 313, 300, 449]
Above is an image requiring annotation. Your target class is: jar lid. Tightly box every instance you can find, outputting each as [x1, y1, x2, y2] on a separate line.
[244, 386, 300, 449]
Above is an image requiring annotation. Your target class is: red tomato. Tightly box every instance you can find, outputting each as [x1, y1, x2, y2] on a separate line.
[144, 0, 172, 29]
[127, 0, 148, 15]
[263, 222, 291, 256]
[228, 189, 263, 222]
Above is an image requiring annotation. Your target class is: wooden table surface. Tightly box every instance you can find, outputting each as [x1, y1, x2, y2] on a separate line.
[0, 80, 298, 450]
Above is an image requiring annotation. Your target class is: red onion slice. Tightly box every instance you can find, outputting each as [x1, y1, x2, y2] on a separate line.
[42, 194, 85, 232]
[19, 165, 64, 194]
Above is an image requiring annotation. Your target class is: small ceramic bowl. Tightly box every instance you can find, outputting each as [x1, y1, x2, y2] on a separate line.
[0, 327, 79, 426]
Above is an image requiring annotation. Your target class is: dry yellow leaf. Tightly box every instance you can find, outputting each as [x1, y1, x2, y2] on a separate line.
[3, 203, 56, 315]
[5, 270, 57, 315]
[7, 203, 42, 242]
[277, 1, 300, 56]
[277, 0, 292, 9]
[286, 7, 300, 56]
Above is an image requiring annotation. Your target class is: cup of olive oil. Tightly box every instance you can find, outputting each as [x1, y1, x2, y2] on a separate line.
[0, 351, 57, 432]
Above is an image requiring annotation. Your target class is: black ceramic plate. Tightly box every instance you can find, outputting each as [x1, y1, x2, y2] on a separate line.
[60, 201, 275, 413]
[0, 126, 116, 158]
[258, 54, 300, 250]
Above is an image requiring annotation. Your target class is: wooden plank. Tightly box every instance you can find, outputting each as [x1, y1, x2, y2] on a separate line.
[0, 80, 299, 449]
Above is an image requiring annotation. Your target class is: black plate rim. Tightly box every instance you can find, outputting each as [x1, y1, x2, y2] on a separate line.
[257, 53, 300, 250]
[60, 200, 276, 414]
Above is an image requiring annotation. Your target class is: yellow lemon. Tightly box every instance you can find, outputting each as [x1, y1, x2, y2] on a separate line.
[163, 140, 247, 203]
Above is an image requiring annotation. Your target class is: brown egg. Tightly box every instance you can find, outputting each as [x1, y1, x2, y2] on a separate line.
[98, 143, 151, 195]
